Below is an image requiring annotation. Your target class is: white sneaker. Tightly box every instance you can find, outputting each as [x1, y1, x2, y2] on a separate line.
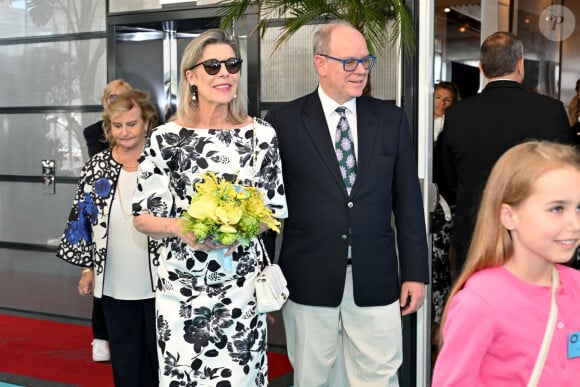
[91, 339, 111, 362]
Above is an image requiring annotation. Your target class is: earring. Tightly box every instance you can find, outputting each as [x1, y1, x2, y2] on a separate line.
[190, 84, 197, 102]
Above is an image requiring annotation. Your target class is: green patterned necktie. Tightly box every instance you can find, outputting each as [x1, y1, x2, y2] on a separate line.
[335, 106, 357, 193]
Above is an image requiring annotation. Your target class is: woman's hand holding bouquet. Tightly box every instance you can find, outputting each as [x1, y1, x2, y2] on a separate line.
[180, 171, 280, 256]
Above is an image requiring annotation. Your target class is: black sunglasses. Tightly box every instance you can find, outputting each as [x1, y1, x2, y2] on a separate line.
[190, 58, 243, 75]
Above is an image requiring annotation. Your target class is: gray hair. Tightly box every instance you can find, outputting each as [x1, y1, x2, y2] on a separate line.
[313, 20, 353, 56]
[480, 31, 524, 78]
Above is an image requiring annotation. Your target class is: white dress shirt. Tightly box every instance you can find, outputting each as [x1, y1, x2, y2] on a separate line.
[318, 86, 358, 159]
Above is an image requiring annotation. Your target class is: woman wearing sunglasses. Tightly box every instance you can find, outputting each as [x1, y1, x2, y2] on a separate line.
[132, 29, 287, 386]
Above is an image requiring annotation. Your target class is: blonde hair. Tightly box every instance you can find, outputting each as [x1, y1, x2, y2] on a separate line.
[440, 141, 580, 339]
[177, 29, 247, 125]
[102, 89, 158, 148]
[101, 79, 132, 106]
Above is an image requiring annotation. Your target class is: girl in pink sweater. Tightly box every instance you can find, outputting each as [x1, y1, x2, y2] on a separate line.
[432, 141, 580, 386]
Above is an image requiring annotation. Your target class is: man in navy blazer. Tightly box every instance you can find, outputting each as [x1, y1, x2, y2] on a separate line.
[265, 21, 429, 387]
[440, 32, 574, 273]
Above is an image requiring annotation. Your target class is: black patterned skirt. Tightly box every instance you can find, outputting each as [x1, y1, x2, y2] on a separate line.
[431, 206, 453, 324]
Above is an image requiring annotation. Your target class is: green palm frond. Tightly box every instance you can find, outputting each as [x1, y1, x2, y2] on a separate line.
[220, 0, 415, 56]
[220, 0, 255, 32]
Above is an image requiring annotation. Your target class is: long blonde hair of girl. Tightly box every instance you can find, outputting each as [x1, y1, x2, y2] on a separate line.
[440, 141, 580, 341]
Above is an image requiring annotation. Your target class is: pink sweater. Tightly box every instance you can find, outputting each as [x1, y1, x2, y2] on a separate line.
[432, 265, 580, 387]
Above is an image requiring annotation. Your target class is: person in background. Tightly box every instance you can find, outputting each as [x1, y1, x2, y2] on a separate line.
[440, 32, 574, 274]
[568, 78, 580, 144]
[264, 21, 429, 387]
[81, 79, 132, 362]
[132, 29, 287, 386]
[432, 141, 580, 386]
[84, 79, 132, 157]
[431, 81, 460, 364]
[433, 82, 460, 143]
[58, 90, 160, 386]
[433, 81, 461, 204]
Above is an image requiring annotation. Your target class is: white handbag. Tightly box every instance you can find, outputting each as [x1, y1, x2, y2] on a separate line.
[251, 120, 289, 313]
[255, 237, 289, 313]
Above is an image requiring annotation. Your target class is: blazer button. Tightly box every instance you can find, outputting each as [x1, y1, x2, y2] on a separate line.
[341, 234, 348, 240]
[347, 202, 354, 208]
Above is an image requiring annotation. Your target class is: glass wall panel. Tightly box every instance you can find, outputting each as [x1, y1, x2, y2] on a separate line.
[372, 43, 399, 101]
[434, 1, 566, 100]
[0, 249, 91, 318]
[0, 0, 105, 39]
[109, 0, 161, 13]
[0, 0, 106, 321]
[261, 25, 319, 103]
[517, 2, 563, 98]
[261, 25, 399, 103]
[434, 3, 481, 99]
[561, 2, 580, 110]
[0, 182, 77, 245]
[0, 39, 106, 107]
[0, 112, 101, 176]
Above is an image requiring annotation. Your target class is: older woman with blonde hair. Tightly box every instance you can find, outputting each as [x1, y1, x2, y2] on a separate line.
[58, 89, 160, 386]
[132, 29, 287, 386]
[80, 78, 134, 362]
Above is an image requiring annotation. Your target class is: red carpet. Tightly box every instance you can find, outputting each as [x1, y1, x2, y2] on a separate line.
[0, 314, 292, 386]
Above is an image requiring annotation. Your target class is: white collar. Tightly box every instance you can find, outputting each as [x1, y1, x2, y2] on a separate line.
[317, 86, 357, 118]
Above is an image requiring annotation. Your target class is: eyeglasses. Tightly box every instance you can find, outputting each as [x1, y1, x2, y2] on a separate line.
[190, 58, 243, 75]
[318, 54, 376, 72]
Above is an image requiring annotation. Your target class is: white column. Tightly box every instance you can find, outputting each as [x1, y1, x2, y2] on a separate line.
[416, 1, 435, 386]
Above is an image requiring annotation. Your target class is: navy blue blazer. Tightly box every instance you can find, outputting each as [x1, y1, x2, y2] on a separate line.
[265, 90, 429, 307]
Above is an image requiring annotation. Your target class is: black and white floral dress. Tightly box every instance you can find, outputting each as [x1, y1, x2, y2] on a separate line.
[132, 118, 287, 387]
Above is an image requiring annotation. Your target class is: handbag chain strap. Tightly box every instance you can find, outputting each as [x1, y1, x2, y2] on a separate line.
[251, 118, 257, 184]
[250, 118, 273, 268]
[257, 237, 273, 267]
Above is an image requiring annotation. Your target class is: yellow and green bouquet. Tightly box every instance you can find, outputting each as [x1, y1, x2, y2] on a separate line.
[181, 171, 280, 246]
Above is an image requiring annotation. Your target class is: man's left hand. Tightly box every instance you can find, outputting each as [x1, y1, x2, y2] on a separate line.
[400, 281, 425, 316]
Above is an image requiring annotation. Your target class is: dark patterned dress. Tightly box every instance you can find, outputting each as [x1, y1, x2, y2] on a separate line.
[132, 119, 287, 387]
[433, 135, 454, 325]
[431, 206, 453, 323]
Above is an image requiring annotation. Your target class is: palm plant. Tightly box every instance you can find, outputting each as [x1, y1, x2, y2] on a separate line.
[220, 0, 415, 57]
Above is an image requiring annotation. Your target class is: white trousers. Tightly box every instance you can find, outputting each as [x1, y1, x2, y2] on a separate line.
[282, 266, 402, 387]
